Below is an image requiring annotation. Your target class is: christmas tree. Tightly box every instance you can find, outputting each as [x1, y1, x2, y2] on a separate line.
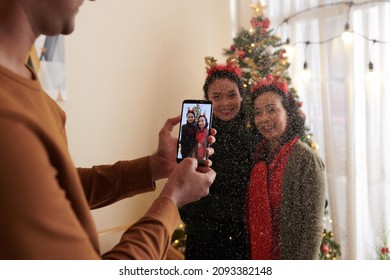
[375, 222, 390, 260]
[222, 1, 316, 148]
[319, 210, 341, 260]
[171, 223, 187, 254]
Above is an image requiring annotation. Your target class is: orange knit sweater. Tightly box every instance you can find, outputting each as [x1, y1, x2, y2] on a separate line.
[0, 64, 179, 259]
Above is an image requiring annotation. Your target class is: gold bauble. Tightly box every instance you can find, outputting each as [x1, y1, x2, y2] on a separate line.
[311, 141, 319, 151]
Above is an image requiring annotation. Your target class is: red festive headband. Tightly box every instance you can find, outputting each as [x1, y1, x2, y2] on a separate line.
[197, 113, 207, 120]
[252, 74, 288, 95]
[205, 56, 242, 78]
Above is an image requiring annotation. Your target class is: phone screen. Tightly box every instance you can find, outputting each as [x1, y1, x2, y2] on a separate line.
[176, 99, 213, 166]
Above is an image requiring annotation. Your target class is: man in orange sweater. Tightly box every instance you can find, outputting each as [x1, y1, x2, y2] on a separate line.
[0, 0, 216, 259]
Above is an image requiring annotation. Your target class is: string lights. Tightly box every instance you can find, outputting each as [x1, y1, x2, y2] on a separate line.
[273, 0, 390, 74]
[368, 39, 377, 72]
[341, 2, 353, 42]
[302, 41, 311, 80]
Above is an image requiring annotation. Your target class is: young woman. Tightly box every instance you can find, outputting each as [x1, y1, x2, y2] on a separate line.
[179, 59, 258, 259]
[179, 110, 197, 158]
[247, 75, 326, 259]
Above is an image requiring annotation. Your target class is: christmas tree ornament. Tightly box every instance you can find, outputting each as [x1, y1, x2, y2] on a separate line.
[204, 56, 242, 78]
[249, 0, 268, 17]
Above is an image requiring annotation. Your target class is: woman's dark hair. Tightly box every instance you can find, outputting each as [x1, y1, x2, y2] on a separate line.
[251, 85, 305, 144]
[203, 70, 245, 100]
[197, 114, 209, 129]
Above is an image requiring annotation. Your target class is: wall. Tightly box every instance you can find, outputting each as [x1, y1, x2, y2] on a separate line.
[60, 0, 235, 253]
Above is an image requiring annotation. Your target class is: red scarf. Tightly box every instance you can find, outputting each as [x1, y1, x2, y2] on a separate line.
[247, 137, 298, 259]
[195, 129, 207, 160]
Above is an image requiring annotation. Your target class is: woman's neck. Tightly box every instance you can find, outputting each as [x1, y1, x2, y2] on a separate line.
[269, 140, 281, 152]
[266, 140, 281, 163]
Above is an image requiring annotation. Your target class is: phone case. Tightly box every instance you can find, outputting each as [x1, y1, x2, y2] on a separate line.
[176, 99, 213, 166]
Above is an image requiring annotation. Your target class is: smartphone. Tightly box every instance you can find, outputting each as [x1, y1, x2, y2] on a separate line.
[176, 99, 213, 166]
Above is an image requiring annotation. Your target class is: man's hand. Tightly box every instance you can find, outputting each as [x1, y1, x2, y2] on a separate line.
[159, 158, 216, 208]
[149, 116, 216, 181]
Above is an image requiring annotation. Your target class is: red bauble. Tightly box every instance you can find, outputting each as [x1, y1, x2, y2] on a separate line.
[381, 247, 389, 255]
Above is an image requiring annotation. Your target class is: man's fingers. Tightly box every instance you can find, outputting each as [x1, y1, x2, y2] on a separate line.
[161, 115, 180, 134]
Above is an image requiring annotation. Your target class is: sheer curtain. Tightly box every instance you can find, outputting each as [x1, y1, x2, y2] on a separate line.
[237, 0, 390, 259]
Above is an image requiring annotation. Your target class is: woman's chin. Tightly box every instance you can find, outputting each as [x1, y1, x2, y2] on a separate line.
[215, 111, 238, 121]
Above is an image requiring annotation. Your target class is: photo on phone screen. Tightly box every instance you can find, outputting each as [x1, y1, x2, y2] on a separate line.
[176, 99, 213, 166]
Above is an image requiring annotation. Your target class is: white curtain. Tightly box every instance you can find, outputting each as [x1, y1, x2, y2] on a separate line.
[237, 0, 390, 259]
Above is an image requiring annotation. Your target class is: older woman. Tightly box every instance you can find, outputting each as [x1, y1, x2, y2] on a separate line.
[247, 75, 326, 260]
